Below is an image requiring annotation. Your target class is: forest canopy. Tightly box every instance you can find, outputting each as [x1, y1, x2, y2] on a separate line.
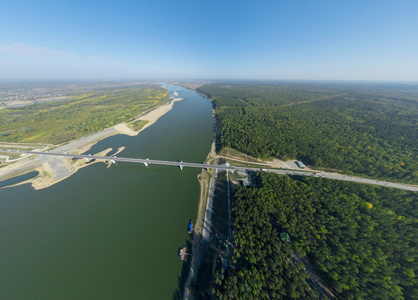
[216, 173, 417, 299]
[197, 82, 418, 183]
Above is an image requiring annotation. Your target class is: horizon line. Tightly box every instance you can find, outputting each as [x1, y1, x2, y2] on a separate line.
[1, 78, 417, 84]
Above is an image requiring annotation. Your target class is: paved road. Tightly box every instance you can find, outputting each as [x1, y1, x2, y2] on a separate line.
[274, 169, 418, 192]
[1, 149, 417, 192]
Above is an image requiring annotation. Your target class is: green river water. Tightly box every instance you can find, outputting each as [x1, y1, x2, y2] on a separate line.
[0, 84, 214, 299]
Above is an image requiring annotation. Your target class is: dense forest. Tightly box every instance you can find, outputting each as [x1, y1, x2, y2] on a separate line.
[197, 82, 418, 184]
[198, 82, 344, 107]
[216, 173, 417, 299]
[0, 85, 169, 144]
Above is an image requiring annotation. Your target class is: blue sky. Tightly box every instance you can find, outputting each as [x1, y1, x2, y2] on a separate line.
[0, 0, 417, 81]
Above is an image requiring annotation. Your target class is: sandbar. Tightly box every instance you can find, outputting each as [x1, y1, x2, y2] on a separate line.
[0, 96, 184, 190]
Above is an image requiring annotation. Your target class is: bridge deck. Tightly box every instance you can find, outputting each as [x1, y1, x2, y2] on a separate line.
[0, 149, 416, 191]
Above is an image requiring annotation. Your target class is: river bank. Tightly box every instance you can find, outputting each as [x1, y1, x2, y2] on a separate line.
[0, 83, 215, 299]
[183, 138, 217, 299]
[0, 96, 184, 189]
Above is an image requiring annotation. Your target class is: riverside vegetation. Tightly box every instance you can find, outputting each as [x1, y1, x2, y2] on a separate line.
[197, 82, 418, 184]
[0, 85, 169, 144]
[195, 82, 417, 299]
[215, 173, 417, 299]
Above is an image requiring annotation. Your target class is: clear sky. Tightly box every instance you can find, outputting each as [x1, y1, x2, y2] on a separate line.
[0, 0, 417, 81]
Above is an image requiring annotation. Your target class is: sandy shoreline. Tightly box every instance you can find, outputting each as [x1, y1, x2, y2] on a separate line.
[183, 138, 217, 298]
[0, 96, 184, 190]
[114, 97, 183, 136]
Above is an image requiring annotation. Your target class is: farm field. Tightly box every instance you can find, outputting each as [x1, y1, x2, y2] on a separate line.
[0, 85, 169, 145]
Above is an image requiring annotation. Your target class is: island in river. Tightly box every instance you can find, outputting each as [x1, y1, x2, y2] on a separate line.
[0, 84, 184, 189]
[0, 83, 215, 299]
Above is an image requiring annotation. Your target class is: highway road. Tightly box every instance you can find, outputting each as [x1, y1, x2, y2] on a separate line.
[1, 149, 417, 192]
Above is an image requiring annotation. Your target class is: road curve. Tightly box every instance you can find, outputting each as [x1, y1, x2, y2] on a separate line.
[1, 149, 417, 192]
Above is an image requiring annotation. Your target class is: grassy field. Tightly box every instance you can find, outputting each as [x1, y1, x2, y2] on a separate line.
[0, 85, 169, 144]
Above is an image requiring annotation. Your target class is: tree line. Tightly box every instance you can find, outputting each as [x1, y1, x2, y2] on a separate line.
[215, 173, 417, 299]
[197, 82, 418, 184]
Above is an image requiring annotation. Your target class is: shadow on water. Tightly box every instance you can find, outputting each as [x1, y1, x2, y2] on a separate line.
[172, 239, 193, 300]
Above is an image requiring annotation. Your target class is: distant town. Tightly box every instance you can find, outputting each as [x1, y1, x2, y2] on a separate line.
[0, 81, 152, 107]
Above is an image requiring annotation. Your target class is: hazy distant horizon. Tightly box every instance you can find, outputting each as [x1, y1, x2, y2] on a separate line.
[1, 78, 418, 85]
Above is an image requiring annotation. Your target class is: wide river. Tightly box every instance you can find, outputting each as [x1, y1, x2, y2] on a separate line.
[0, 84, 214, 299]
